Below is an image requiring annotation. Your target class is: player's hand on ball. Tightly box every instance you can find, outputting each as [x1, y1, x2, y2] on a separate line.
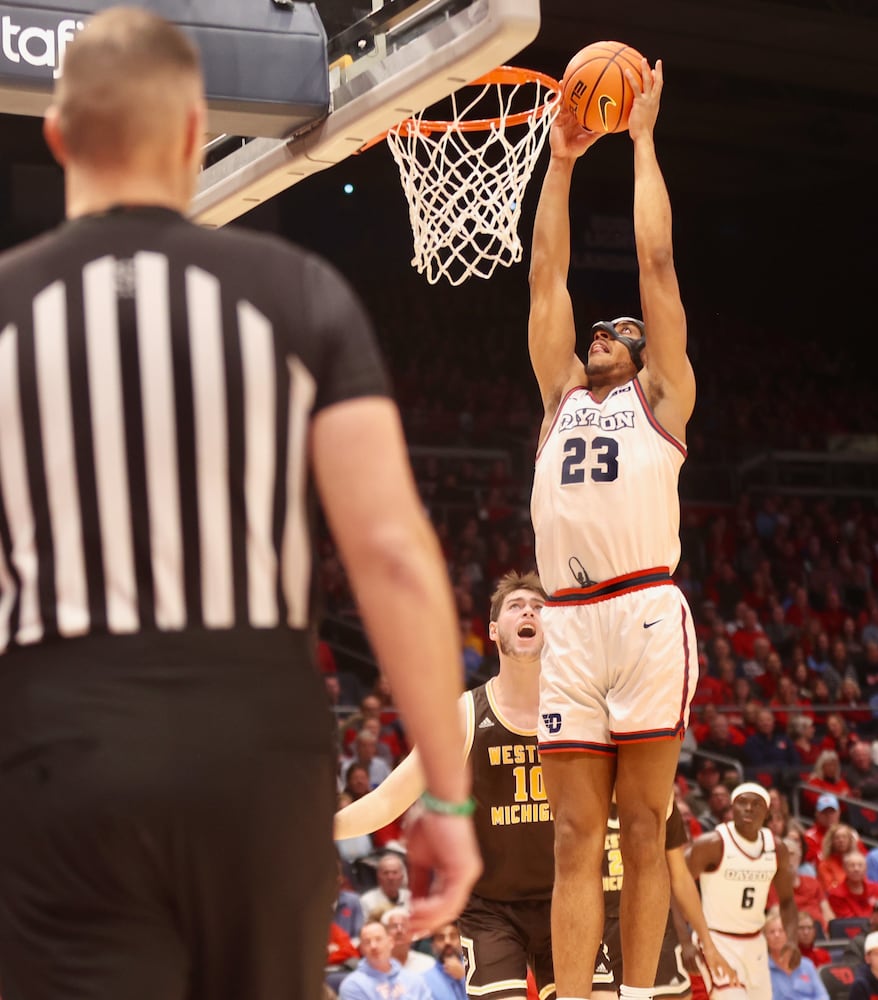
[626, 57, 663, 141]
[549, 108, 605, 160]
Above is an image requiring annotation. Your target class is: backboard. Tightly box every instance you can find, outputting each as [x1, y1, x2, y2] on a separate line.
[192, 0, 542, 226]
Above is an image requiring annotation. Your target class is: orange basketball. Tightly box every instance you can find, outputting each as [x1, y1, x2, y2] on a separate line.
[561, 41, 644, 133]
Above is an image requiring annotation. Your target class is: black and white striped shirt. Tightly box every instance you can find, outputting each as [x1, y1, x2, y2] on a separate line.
[0, 206, 388, 655]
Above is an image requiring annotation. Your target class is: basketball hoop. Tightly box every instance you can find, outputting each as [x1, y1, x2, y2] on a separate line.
[383, 66, 561, 286]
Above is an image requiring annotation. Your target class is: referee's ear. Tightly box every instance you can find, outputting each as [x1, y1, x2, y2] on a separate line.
[43, 106, 69, 169]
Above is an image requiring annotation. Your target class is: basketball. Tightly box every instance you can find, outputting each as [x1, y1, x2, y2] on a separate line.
[561, 41, 644, 133]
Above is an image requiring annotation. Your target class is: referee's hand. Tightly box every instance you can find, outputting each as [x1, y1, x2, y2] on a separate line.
[403, 809, 481, 937]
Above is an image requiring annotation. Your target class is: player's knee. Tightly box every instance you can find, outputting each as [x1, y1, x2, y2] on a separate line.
[617, 808, 665, 865]
[553, 809, 603, 871]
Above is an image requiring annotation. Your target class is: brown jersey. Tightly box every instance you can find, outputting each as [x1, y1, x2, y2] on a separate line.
[464, 681, 555, 901]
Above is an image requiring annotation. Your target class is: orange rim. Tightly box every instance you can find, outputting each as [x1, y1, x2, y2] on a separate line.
[355, 66, 561, 153]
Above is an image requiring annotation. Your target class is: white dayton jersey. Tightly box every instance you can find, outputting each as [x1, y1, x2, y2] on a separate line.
[531, 378, 686, 593]
[699, 823, 778, 935]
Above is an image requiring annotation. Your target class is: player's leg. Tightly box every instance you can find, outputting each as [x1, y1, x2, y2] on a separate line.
[540, 751, 615, 998]
[526, 898, 556, 1000]
[459, 897, 531, 1000]
[614, 739, 681, 988]
[592, 915, 623, 1000]
[610, 584, 697, 993]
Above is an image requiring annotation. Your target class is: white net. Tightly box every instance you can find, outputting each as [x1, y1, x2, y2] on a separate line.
[386, 69, 560, 286]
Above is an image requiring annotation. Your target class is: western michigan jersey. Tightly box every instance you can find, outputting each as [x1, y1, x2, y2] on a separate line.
[463, 681, 554, 901]
[530, 378, 686, 592]
[699, 823, 777, 935]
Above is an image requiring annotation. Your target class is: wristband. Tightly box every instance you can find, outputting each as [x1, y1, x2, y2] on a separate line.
[421, 791, 476, 816]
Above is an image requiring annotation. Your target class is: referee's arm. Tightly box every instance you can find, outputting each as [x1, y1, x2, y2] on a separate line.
[312, 394, 480, 925]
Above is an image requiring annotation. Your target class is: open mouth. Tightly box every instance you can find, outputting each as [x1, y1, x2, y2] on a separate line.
[517, 623, 536, 638]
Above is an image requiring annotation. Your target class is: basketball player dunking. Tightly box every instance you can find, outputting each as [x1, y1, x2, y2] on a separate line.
[528, 56, 697, 1000]
[685, 783, 800, 1000]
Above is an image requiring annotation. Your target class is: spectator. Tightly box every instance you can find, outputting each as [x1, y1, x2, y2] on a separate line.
[837, 677, 872, 731]
[765, 914, 827, 1000]
[819, 713, 856, 764]
[802, 750, 852, 816]
[867, 846, 878, 885]
[790, 716, 821, 770]
[340, 696, 384, 753]
[849, 931, 878, 1000]
[858, 640, 878, 697]
[731, 606, 768, 661]
[339, 921, 430, 1000]
[697, 784, 732, 833]
[742, 637, 775, 687]
[817, 824, 863, 894]
[787, 821, 818, 878]
[460, 613, 485, 685]
[359, 853, 412, 921]
[342, 731, 393, 790]
[844, 742, 878, 801]
[696, 712, 747, 765]
[342, 695, 406, 766]
[326, 922, 361, 994]
[381, 908, 435, 975]
[743, 707, 800, 790]
[765, 602, 799, 660]
[840, 907, 878, 967]
[771, 675, 814, 733]
[791, 659, 818, 701]
[795, 912, 832, 969]
[827, 852, 878, 919]
[803, 795, 841, 866]
[750, 646, 784, 700]
[420, 922, 467, 1000]
[335, 857, 366, 944]
[779, 835, 836, 931]
[343, 764, 374, 803]
[686, 758, 723, 816]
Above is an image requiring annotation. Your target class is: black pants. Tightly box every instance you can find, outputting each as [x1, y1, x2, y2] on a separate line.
[0, 629, 337, 1000]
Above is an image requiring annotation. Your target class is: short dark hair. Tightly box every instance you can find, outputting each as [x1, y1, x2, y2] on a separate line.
[489, 571, 545, 623]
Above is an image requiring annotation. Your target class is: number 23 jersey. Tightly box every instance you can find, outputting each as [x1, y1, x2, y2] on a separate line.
[530, 378, 687, 593]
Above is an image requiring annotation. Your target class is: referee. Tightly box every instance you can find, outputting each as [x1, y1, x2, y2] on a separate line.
[0, 9, 479, 1000]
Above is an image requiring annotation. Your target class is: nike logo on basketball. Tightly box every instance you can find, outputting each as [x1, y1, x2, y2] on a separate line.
[478, 717, 495, 729]
[598, 93, 617, 130]
[643, 619, 662, 629]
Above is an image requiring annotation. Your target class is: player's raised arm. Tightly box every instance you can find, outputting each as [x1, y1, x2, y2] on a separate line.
[335, 695, 473, 840]
[528, 111, 603, 444]
[627, 58, 695, 439]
